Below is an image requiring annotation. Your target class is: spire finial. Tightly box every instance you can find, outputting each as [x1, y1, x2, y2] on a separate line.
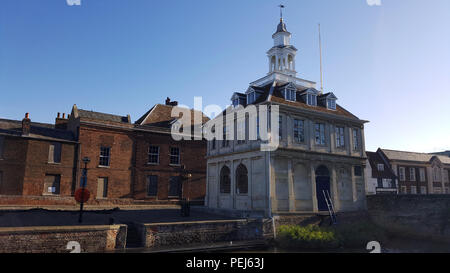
[278, 4, 285, 21]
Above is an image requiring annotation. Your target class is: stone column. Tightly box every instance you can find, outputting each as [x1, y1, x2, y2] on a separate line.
[287, 115, 292, 146]
[288, 159, 295, 212]
[426, 166, 433, 193]
[351, 164, 357, 202]
[331, 164, 339, 212]
[310, 162, 318, 212]
[231, 160, 236, 209]
[347, 127, 353, 156]
[360, 127, 366, 157]
[309, 120, 314, 150]
[330, 124, 335, 154]
[270, 155, 277, 213]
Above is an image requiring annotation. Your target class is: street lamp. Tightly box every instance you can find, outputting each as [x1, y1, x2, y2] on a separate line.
[78, 157, 90, 223]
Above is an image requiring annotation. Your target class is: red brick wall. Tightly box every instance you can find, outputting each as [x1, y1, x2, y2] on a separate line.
[22, 139, 76, 196]
[133, 132, 206, 201]
[0, 136, 27, 195]
[77, 125, 134, 201]
[397, 165, 428, 194]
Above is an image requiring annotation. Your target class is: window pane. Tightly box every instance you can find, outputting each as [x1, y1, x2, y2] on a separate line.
[170, 147, 180, 165]
[147, 175, 158, 196]
[99, 147, 110, 166]
[148, 146, 159, 164]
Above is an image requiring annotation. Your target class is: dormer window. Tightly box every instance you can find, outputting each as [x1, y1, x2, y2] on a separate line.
[247, 92, 256, 104]
[283, 88, 296, 101]
[307, 93, 317, 106]
[231, 92, 247, 107]
[327, 99, 336, 110]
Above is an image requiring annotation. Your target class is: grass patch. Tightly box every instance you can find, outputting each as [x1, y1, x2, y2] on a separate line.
[276, 220, 387, 250]
[276, 225, 340, 249]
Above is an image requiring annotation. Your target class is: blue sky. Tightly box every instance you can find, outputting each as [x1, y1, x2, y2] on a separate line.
[0, 0, 449, 153]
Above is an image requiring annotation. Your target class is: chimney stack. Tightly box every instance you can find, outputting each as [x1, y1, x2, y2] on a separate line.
[165, 97, 178, 106]
[22, 113, 31, 135]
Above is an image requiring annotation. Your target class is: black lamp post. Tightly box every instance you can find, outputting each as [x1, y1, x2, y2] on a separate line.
[180, 165, 192, 217]
[78, 157, 90, 223]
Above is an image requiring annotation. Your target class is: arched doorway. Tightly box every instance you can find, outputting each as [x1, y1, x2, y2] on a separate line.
[315, 165, 331, 211]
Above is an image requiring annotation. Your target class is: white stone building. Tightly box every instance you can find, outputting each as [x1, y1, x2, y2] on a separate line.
[205, 16, 368, 217]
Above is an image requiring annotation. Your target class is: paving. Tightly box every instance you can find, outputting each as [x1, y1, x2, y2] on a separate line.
[0, 207, 238, 228]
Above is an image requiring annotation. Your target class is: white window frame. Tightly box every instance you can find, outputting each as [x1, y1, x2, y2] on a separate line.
[335, 126, 345, 148]
[307, 93, 317, 106]
[399, 167, 405, 181]
[283, 88, 296, 101]
[352, 129, 359, 151]
[293, 119, 305, 143]
[148, 145, 160, 164]
[314, 123, 326, 146]
[327, 99, 336, 110]
[99, 146, 111, 167]
[401, 186, 407, 194]
[169, 147, 180, 165]
[377, 164, 384, 171]
[419, 168, 426, 182]
[409, 168, 416, 181]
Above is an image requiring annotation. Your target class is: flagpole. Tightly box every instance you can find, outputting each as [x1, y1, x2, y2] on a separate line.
[319, 23, 324, 94]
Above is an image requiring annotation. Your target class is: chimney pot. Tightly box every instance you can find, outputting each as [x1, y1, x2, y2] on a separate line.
[57, 112, 60, 118]
[165, 97, 171, 105]
[62, 113, 66, 119]
[22, 113, 31, 135]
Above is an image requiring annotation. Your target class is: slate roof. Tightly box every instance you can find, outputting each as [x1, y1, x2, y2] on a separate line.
[436, 155, 450, 165]
[0, 118, 75, 142]
[135, 104, 210, 129]
[245, 81, 360, 120]
[77, 109, 131, 124]
[380, 149, 434, 163]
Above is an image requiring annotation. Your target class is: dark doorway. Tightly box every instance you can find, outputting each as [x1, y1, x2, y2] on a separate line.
[315, 165, 331, 211]
[169, 176, 182, 198]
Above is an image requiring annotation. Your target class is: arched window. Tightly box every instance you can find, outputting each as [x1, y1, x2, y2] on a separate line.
[270, 56, 276, 72]
[288, 55, 294, 70]
[236, 164, 248, 195]
[220, 166, 231, 194]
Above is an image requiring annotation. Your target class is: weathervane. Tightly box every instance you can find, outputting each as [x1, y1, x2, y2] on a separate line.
[278, 4, 285, 20]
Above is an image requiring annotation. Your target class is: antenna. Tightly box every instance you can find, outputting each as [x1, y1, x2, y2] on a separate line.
[319, 23, 324, 94]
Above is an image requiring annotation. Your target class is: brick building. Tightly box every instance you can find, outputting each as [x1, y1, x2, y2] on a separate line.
[0, 99, 208, 206]
[365, 151, 397, 195]
[367, 148, 450, 195]
[0, 114, 77, 199]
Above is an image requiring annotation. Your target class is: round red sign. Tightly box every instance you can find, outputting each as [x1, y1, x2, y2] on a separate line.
[75, 188, 90, 203]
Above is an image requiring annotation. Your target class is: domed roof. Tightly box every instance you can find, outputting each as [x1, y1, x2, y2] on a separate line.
[276, 19, 288, 33]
